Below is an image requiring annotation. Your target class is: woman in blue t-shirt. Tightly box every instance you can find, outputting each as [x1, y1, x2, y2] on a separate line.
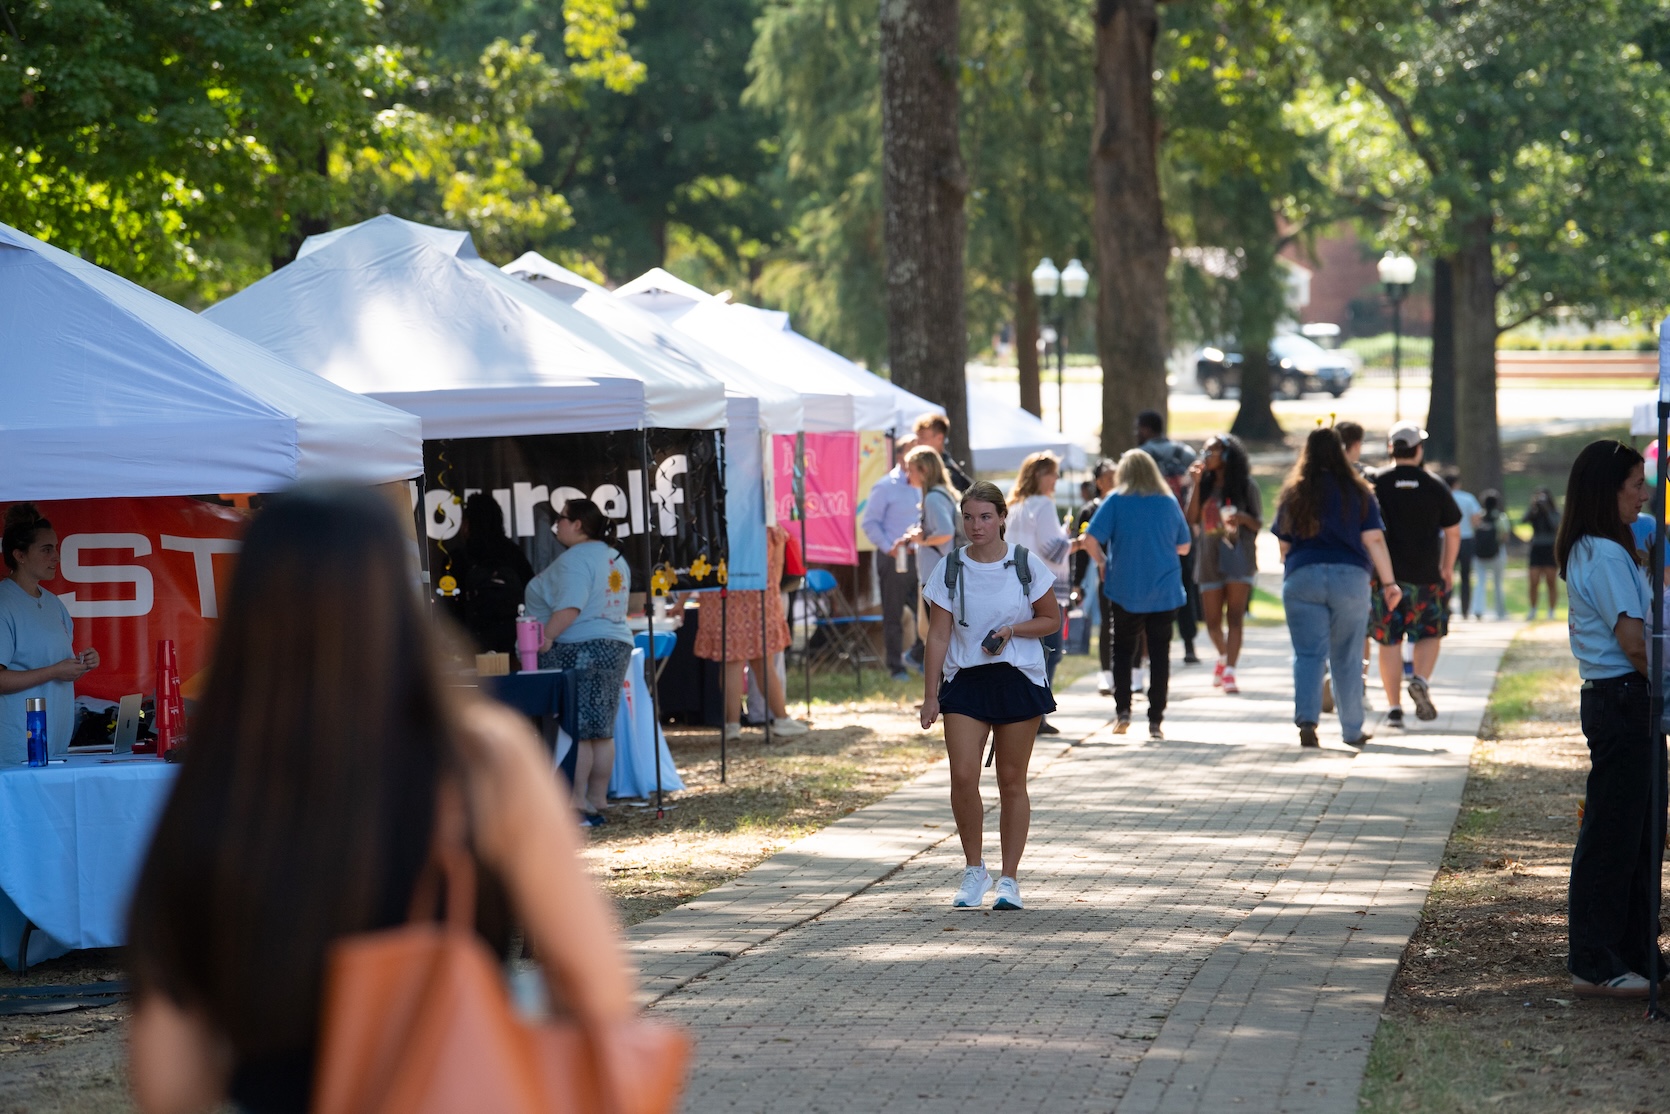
[0, 503, 98, 764]
[1080, 450, 1191, 739]
[1272, 428, 1400, 749]
[525, 498, 633, 826]
[1556, 439, 1660, 998]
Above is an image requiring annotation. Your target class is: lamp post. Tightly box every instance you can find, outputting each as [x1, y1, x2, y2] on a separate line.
[1377, 250, 1417, 420]
[1031, 256, 1090, 433]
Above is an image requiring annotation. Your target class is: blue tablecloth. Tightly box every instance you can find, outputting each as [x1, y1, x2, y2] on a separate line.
[609, 648, 684, 798]
[0, 755, 178, 970]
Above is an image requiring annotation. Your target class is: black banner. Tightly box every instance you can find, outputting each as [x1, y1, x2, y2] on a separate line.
[422, 430, 726, 595]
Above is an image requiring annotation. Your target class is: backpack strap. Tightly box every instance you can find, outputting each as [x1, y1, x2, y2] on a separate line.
[1012, 545, 1032, 593]
[942, 546, 968, 627]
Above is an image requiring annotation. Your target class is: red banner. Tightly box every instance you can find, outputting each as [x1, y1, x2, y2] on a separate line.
[773, 432, 858, 566]
[1, 498, 248, 703]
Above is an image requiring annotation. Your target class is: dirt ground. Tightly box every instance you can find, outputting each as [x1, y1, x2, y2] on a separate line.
[1362, 624, 1670, 1113]
[0, 689, 946, 1111]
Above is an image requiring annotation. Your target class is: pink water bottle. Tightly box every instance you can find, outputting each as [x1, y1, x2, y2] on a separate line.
[515, 606, 543, 673]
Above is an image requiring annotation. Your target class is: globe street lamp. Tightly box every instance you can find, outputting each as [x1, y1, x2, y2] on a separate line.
[1032, 257, 1090, 432]
[1377, 250, 1417, 420]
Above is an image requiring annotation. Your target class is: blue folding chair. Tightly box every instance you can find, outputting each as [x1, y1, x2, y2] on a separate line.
[803, 568, 881, 688]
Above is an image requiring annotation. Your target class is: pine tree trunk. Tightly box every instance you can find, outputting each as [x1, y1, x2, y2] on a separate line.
[1016, 275, 1042, 417]
[1424, 257, 1457, 464]
[1091, 0, 1169, 457]
[880, 0, 969, 452]
[1452, 214, 1502, 492]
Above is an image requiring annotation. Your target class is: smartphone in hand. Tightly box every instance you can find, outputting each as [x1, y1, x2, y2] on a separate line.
[980, 629, 1005, 654]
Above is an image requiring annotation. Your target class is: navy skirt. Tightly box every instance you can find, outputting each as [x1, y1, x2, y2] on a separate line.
[938, 663, 1056, 725]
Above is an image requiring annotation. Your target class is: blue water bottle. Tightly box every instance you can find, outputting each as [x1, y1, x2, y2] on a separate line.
[25, 697, 47, 767]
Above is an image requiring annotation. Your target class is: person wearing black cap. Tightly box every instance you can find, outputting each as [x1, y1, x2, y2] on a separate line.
[1370, 420, 1462, 727]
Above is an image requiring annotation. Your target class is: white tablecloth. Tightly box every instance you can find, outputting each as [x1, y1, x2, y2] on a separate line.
[0, 755, 178, 969]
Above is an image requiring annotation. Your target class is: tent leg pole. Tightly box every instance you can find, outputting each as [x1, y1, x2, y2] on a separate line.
[762, 571, 774, 744]
[1650, 399, 1669, 1021]
[640, 431, 666, 821]
[720, 588, 728, 784]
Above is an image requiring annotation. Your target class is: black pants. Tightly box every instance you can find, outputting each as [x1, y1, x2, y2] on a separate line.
[1455, 538, 1475, 617]
[1570, 675, 1668, 983]
[878, 552, 918, 671]
[1176, 554, 1199, 650]
[1112, 603, 1174, 724]
[1099, 589, 1114, 671]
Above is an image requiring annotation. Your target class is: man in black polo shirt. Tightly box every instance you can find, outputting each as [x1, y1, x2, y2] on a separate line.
[1371, 420, 1462, 726]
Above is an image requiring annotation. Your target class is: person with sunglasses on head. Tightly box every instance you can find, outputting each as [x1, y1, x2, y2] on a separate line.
[1556, 439, 1663, 998]
[920, 481, 1058, 912]
[524, 498, 634, 827]
[1185, 434, 1261, 694]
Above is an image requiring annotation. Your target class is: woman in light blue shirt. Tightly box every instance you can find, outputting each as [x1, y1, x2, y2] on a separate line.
[1080, 449, 1191, 739]
[525, 498, 633, 826]
[1556, 440, 1659, 998]
[0, 504, 98, 764]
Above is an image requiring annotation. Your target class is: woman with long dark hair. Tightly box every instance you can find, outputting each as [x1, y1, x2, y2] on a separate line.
[1272, 428, 1400, 749]
[127, 486, 633, 1112]
[0, 503, 98, 764]
[1526, 487, 1562, 619]
[454, 492, 535, 655]
[1555, 439, 1661, 997]
[1185, 434, 1260, 694]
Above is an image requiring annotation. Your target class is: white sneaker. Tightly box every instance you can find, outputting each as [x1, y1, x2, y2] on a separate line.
[723, 722, 742, 741]
[952, 864, 993, 908]
[769, 717, 810, 737]
[992, 876, 1024, 910]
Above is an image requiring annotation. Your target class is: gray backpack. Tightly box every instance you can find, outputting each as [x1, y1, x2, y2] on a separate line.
[941, 545, 1033, 628]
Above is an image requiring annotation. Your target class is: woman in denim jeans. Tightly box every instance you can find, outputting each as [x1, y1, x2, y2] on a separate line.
[1272, 428, 1401, 748]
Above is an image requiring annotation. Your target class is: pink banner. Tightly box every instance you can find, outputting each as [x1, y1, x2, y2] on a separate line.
[773, 432, 859, 566]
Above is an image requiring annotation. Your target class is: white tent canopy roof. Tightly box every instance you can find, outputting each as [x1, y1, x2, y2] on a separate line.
[966, 380, 1088, 471]
[205, 216, 728, 438]
[502, 252, 804, 435]
[616, 268, 899, 432]
[0, 222, 424, 500]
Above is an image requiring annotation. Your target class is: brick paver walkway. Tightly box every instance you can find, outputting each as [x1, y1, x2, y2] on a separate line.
[635, 622, 1515, 1112]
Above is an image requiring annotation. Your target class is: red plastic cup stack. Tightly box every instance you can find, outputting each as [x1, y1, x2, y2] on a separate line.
[154, 639, 184, 758]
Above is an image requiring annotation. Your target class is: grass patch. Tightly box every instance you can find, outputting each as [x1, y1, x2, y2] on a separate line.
[1362, 625, 1670, 1113]
[1361, 1018, 1510, 1113]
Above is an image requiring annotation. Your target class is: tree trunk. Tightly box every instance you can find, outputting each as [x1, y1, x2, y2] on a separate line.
[270, 143, 332, 270]
[1424, 257, 1457, 464]
[1452, 214, 1501, 492]
[880, 0, 969, 453]
[1090, 0, 1169, 458]
[1229, 211, 1285, 444]
[1016, 274, 1042, 417]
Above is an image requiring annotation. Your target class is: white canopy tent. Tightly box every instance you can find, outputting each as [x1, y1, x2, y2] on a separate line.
[0, 222, 424, 499]
[502, 253, 803, 435]
[203, 216, 728, 437]
[502, 252, 800, 590]
[616, 269, 901, 433]
[966, 380, 1089, 472]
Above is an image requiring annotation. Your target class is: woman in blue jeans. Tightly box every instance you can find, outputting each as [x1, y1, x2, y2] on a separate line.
[1273, 428, 1401, 748]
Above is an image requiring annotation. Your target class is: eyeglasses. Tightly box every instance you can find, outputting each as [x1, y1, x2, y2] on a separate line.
[555, 514, 573, 522]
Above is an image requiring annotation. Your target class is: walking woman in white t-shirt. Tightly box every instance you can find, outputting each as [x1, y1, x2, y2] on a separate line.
[920, 481, 1060, 911]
